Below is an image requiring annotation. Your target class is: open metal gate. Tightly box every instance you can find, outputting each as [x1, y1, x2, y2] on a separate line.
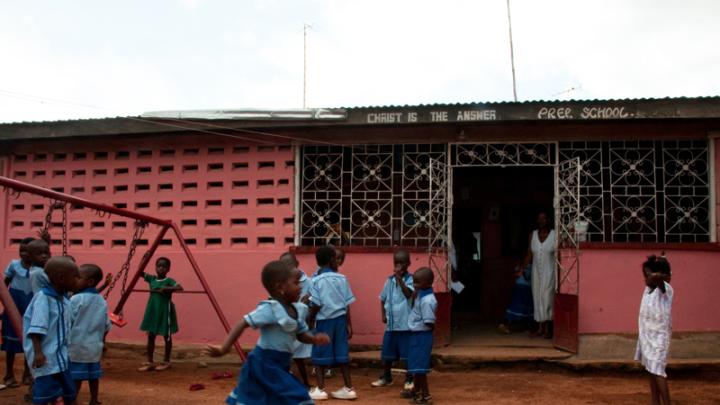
[428, 158, 450, 285]
[553, 157, 582, 352]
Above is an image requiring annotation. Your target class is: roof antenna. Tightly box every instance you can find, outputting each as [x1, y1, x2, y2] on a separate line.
[506, 0, 518, 102]
[303, 22, 313, 109]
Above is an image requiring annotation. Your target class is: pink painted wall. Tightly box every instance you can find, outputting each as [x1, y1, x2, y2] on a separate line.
[579, 248, 720, 334]
[294, 252, 431, 345]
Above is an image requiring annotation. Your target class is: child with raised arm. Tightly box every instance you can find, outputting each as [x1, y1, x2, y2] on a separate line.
[372, 250, 414, 392]
[405, 267, 437, 404]
[307, 246, 357, 401]
[2, 237, 36, 389]
[68, 264, 111, 405]
[280, 252, 313, 388]
[635, 255, 673, 405]
[138, 257, 183, 372]
[23, 256, 79, 405]
[204, 260, 329, 405]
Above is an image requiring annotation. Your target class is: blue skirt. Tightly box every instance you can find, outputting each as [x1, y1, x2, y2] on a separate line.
[226, 347, 313, 405]
[1, 288, 32, 353]
[505, 283, 534, 322]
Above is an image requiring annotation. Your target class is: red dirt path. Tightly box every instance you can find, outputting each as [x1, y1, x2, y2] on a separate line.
[1, 352, 719, 404]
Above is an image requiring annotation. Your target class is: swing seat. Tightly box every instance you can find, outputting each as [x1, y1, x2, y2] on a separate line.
[109, 312, 127, 327]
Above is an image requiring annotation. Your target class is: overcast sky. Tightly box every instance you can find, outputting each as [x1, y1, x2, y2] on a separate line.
[0, 0, 718, 123]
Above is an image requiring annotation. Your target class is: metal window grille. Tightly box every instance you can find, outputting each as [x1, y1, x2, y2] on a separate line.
[300, 144, 447, 247]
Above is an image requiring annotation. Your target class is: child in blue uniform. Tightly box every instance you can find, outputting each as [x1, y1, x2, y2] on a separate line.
[307, 246, 357, 401]
[280, 252, 313, 388]
[205, 260, 330, 405]
[405, 267, 437, 405]
[68, 264, 111, 405]
[27, 240, 51, 294]
[23, 256, 79, 405]
[2, 237, 36, 389]
[372, 249, 414, 392]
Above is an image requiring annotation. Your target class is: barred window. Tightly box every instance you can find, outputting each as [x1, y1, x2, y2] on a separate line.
[300, 144, 447, 247]
[560, 140, 710, 243]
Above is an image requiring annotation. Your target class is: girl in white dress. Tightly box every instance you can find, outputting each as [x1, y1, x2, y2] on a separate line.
[635, 255, 673, 405]
[521, 212, 556, 338]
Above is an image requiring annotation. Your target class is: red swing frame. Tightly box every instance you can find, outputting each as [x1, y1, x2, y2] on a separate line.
[0, 175, 246, 361]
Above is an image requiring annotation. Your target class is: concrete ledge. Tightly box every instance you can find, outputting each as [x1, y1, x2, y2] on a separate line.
[578, 333, 720, 360]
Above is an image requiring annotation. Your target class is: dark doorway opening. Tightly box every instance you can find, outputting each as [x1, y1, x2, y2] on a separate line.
[451, 166, 554, 330]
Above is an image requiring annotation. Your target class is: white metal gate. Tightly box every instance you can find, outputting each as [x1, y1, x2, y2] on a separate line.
[428, 158, 450, 285]
[553, 157, 581, 352]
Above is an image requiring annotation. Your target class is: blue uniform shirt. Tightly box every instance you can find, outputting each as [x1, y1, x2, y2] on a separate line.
[23, 286, 72, 378]
[379, 273, 414, 331]
[408, 288, 437, 332]
[309, 268, 355, 320]
[30, 267, 49, 294]
[299, 269, 311, 300]
[244, 300, 310, 353]
[68, 288, 112, 363]
[4, 259, 34, 295]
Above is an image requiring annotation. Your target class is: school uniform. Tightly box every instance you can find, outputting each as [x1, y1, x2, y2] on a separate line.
[30, 266, 49, 294]
[407, 288, 437, 376]
[309, 267, 355, 366]
[635, 282, 673, 377]
[292, 269, 313, 359]
[226, 300, 314, 405]
[1, 260, 37, 353]
[23, 286, 76, 404]
[68, 287, 112, 381]
[379, 273, 414, 362]
[140, 274, 179, 336]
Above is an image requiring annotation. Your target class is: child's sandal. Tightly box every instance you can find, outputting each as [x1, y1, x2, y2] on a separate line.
[3, 378, 19, 388]
[138, 363, 156, 372]
[155, 362, 171, 371]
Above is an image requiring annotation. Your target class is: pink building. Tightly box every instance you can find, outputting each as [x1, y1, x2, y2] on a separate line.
[1, 97, 719, 356]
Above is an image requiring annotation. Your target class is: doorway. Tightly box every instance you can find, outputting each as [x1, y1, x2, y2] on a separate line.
[450, 166, 554, 333]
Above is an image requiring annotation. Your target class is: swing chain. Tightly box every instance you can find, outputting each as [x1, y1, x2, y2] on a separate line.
[61, 203, 68, 256]
[104, 220, 147, 300]
[41, 201, 55, 235]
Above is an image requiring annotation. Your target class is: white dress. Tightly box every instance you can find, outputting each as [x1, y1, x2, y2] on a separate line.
[635, 282, 673, 377]
[531, 229, 556, 322]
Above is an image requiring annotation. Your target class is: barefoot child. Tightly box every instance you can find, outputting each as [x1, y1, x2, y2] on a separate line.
[68, 264, 111, 405]
[372, 249, 414, 392]
[138, 257, 183, 371]
[308, 246, 357, 401]
[635, 255, 673, 405]
[23, 256, 79, 405]
[2, 237, 36, 389]
[280, 252, 313, 388]
[406, 267, 437, 404]
[204, 260, 330, 405]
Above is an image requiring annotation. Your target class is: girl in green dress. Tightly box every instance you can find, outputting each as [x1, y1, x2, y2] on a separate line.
[138, 257, 183, 371]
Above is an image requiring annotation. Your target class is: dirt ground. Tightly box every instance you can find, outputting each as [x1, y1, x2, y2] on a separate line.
[1, 351, 719, 405]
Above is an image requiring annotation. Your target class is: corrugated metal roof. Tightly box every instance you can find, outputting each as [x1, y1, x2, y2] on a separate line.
[1, 96, 719, 125]
[340, 95, 720, 109]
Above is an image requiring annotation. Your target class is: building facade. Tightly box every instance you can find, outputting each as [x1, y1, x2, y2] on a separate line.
[1, 97, 719, 354]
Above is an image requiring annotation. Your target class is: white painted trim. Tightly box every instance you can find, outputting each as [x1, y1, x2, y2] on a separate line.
[293, 145, 302, 246]
[709, 133, 719, 242]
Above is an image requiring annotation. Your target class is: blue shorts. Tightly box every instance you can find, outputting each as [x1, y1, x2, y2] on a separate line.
[407, 331, 433, 375]
[32, 370, 77, 404]
[69, 361, 103, 381]
[226, 347, 312, 405]
[311, 315, 349, 366]
[381, 330, 410, 362]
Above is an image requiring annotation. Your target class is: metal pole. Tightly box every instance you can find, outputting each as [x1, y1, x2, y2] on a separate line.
[111, 225, 170, 316]
[170, 223, 245, 361]
[294, 145, 302, 246]
[506, 0, 518, 102]
[303, 23, 308, 109]
[0, 176, 171, 227]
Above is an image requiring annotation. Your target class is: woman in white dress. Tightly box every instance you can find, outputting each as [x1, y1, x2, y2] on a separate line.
[521, 212, 556, 338]
[635, 255, 673, 405]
